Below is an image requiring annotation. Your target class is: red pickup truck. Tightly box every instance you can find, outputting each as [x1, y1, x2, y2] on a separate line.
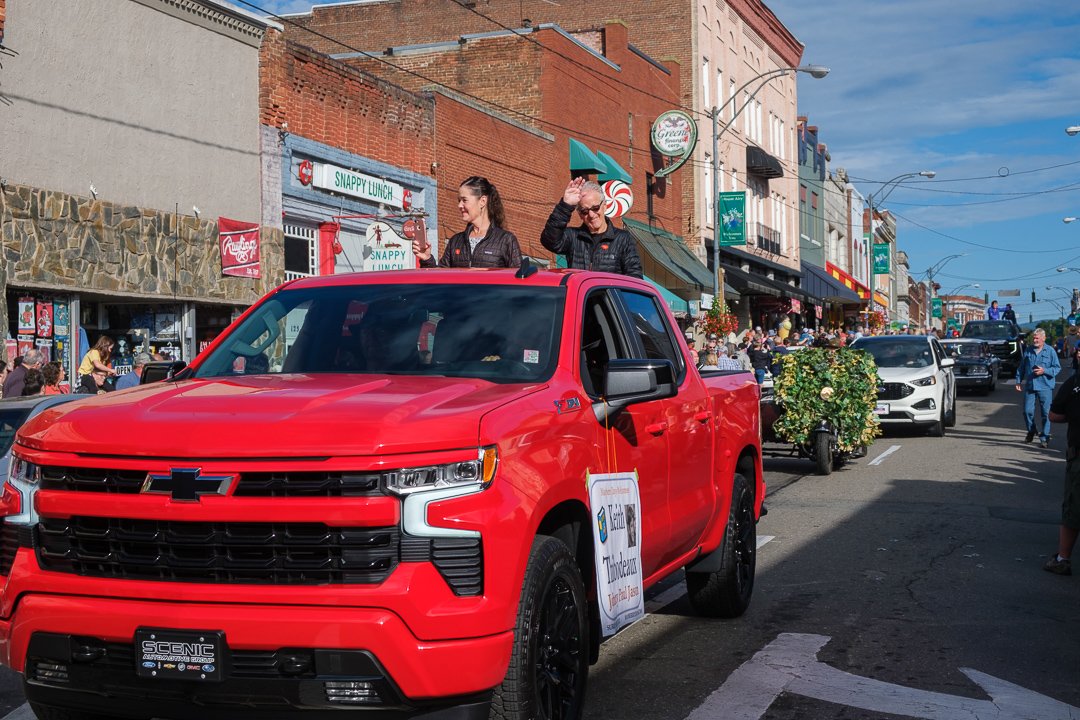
[0, 268, 763, 720]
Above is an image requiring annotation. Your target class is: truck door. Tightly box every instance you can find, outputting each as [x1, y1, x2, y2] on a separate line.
[613, 289, 713, 564]
[579, 288, 670, 579]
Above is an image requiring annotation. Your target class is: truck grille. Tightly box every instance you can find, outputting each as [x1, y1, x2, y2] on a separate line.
[39, 467, 382, 497]
[36, 518, 399, 585]
[878, 383, 914, 401]
[0, 523, 22, 575]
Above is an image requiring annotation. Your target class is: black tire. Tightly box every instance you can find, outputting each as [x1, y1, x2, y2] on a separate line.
[813, 432, 833, 476]
[944, 396, 957, 427]
[491, 536, 588, 720]
[928, 405, 946, 437]
[686, 473, 756, 618]
[29, 703, 118, 720]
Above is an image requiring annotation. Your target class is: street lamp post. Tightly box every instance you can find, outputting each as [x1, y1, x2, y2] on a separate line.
[866, 171, 935, 324]
[1067, 126, 1080, 136]
[943, 283, 979, 328]
[925, 253, 966, 332]
[709, 64, 829, 303]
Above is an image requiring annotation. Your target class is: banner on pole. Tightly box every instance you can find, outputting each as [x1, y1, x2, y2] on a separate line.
[931, 297, 943, 318]
[872, 243, 890, 274]
[718, 191, 746, 247]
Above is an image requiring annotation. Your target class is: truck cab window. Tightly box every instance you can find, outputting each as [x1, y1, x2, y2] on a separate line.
[580, 291, 630, 397]
[614, 289, 685, 381]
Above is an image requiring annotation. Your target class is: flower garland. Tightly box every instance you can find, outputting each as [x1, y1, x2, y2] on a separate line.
[699, 302, 739, 338]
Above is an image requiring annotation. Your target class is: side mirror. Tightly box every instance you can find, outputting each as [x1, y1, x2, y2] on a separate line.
[594, 359, 677, 424]
[940, 357, 955, 369]
[140, 360, 189, 384]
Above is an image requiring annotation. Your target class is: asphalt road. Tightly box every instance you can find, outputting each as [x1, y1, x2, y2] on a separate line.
[1, 381, 1077, 720]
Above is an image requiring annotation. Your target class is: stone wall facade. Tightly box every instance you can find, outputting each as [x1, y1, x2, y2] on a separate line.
[0, 181, 284, 337]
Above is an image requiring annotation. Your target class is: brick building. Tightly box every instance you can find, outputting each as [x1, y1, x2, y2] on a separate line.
[278, 0, 803, 311]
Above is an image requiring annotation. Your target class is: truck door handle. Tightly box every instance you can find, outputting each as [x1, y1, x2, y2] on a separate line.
[693, 411, 711, 423]
[645, 421, 669, 436]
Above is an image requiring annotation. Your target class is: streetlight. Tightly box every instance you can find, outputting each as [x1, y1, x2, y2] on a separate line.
[709, 64, 830, 301]
[1038, 298, 1065, 319]
[925, 254, 966, 331]
[1065, 217, 1078, 224]
[865, 170, 935, 322]
[947, 283, 980, 296]
[1067, 126, 1080, 136]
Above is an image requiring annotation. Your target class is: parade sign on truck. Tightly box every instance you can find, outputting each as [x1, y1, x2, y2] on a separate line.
[588, 471, 645, 636]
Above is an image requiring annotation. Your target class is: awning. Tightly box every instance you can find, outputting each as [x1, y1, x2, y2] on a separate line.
[623, 218, 715, 297]
[569, 138, 608, 175]
[596, 151, 632, 184]
[801, 261, 861, 303]
[746, 146, 783, 179]
[643, 275, 689, 317]
[721, 263, 816, 303]
[825, 261, 871, 300]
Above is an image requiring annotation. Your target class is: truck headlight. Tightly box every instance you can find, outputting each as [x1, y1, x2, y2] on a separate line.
[911, 375, 937, 387]
[4, 455, 41, 525]
[385, 446, 498, 495]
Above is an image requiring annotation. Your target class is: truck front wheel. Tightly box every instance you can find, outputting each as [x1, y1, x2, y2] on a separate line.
[686, 472, 756, 618]
[491, 535, 588, 720]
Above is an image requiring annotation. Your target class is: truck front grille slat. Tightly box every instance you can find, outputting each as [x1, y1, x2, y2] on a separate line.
[36, 518, 399, 585]
[39, 468, 382, 497]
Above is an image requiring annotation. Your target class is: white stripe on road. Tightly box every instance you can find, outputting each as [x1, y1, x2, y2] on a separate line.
[868, 444, 902, 466]
[644, 536, 775, 614]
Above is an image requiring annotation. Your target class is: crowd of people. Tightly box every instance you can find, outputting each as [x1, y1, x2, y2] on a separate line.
[0, 336, 162, 399]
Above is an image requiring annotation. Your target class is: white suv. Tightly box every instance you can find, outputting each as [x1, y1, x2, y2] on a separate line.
[850, 335, 957, 437]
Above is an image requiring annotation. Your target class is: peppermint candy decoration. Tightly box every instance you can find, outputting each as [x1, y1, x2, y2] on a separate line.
[603, 180, 633, 218]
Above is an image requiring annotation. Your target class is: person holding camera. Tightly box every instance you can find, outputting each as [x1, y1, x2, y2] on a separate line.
[1016, 328, 1060, 448]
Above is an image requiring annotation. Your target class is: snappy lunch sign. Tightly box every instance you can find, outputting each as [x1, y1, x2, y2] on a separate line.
[312, 163, 407, 209]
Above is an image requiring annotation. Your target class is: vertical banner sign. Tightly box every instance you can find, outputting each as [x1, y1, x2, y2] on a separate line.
[872, 243, 890, 274]
[931, 297, 943, 318]
[587, 471, 644, 636]
[218, 217, 262, 278]
[719, 191, 747, 246]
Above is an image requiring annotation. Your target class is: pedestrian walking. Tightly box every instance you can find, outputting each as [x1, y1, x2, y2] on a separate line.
[540, 177, 643, 278]
[413, 176, 522, 268]
[1044, 347, 1080, 575]
[747, 337, 772, 385]
[1015, 328, 1060, 448]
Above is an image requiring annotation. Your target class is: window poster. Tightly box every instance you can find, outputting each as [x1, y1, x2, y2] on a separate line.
[53, 303, 70, 337]
[36, 301, 53, 338]
[17, 335, 34, 358]
[17, 299, 34, 333]
[154, 313, 180, 341]
[35, 339, 52, 363]
[4, 340, 16, 365]
[53, 339, 67, 368]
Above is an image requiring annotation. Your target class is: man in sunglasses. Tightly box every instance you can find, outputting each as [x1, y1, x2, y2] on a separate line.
[541, 177, 643, 278]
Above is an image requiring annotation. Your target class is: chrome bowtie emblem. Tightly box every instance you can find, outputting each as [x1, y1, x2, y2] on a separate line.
[141, 468, 235, 502]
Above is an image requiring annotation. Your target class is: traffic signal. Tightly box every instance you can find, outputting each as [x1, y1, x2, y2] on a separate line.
[1032, 290, 1037, 302]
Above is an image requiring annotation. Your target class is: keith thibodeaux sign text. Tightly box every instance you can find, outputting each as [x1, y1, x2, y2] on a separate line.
[588, 471, 644, 636]
[312, 163, 406, 209]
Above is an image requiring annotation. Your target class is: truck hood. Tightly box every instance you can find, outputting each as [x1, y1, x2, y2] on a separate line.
[18, 375, 543, 458]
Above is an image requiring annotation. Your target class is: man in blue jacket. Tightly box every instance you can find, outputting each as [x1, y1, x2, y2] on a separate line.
[1016, 328, 1061, 448]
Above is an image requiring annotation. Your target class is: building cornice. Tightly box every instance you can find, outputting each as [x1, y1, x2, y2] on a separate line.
[131, 0, 282, 48]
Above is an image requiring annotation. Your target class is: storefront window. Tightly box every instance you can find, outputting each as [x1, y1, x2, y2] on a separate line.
[6, 289, 74, 392]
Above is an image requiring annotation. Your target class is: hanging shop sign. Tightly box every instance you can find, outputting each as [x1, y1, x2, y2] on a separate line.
[363, 222, 414, 272]
[652, 110, 697, 178]
[718, 191, 747, 246]
[931, 297, 943, 318]
[789, 298, 802, 314]
[872, 243, 891, 274]
[218, 217, 262, 279]
[312, 162, 407, 209]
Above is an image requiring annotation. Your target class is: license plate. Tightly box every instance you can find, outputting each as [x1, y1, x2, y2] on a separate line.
[135, 628, 224, 682]
[874, 403, 890, 415]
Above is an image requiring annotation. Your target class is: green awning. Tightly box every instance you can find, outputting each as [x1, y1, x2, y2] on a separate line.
[569, 138, 608, 174]
[643, 275, 689, 316]
[596, 151, 632, 184]
[623, 218, 714, 297]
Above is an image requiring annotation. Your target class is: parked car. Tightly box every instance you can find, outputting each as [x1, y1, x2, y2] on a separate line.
[0, 394, 87, 479]
[850, 335, 957, 437]
[941, 338, 999, 393]
[960, 320, 1025, 377]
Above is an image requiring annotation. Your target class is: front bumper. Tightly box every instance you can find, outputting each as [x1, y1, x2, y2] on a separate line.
[3, 595, 512, 719]
[876, 386, 941, 425]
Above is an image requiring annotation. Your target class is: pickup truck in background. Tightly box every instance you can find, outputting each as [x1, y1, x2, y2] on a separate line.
[960, 319, 1025, 378]
[0, 268, 763, 720]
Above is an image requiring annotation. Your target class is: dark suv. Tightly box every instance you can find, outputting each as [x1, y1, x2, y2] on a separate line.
[961, 320, 1025, 377]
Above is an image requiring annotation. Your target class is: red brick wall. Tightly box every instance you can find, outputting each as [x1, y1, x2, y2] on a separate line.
[259, 29, 435, 176]
[345, 24, 683, 247]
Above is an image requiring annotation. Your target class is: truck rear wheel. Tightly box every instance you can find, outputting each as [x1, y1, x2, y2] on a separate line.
[491, 535, 588, 720]
[686, 472, 756, 618]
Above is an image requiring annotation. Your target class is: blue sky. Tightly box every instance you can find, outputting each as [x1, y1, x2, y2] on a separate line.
[765, 0, 1080, 322]
[256, 1, 1080, 321]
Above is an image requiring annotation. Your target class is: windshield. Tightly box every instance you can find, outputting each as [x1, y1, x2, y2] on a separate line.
[194, 284, 565, 384]
[0, 408, 33, 457]
[854, 340, 934, 369]
[962, 322, 1014, 340]
[942, 342, 988, 358]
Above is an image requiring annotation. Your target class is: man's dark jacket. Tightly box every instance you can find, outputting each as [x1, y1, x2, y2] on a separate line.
[2, 365, 26, 398]
[420, 225, 521, 269]
[540, 201, 643, 278]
